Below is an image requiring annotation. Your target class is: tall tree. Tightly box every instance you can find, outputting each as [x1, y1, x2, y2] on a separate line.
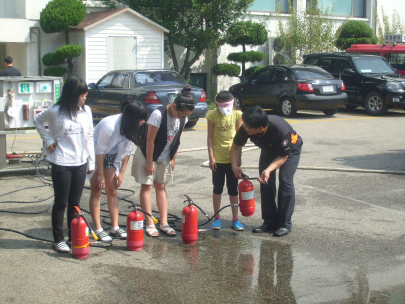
[106, 0, 254, 79]
[40, 0, 86, 77]
[276, 0, 337, 63]
[375, 8, 405, 44]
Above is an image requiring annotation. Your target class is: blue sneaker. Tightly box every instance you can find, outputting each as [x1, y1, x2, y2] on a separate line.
[232, 220, 244, 231]
[212, 219, 221, 230]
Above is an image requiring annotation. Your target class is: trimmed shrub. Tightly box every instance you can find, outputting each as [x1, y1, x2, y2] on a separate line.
[44, 67, 67, 76]
[212, 63, 241, 77]
[227, 51, 264, 63]
[226, 20, 268, 47]
[42, 52, 65, 66]
[56, 44, 84, 59]
[40, 0, 86, 34]
[336, 21, 378, 50]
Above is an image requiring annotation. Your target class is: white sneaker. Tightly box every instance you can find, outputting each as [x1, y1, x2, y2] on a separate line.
[110, 228, 127, 238]
[96, 230, 112, 242]
[53, 242, 71, 253]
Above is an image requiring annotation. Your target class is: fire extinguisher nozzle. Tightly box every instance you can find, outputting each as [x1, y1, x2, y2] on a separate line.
[198, 228, 212, 232]
[91, 232, 99, 241]
[152, 216, 158, 224]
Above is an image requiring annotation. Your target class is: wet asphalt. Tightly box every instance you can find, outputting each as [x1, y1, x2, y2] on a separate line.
[1, 108, 405, 303]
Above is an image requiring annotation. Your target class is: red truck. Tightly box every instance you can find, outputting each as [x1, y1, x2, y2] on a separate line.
[346, 44, 405, 75]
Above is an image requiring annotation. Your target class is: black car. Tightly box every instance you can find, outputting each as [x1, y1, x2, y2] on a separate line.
[86, 69, 208, 127]
[229, 64, 347, 117]
[303, 53, 405, 116]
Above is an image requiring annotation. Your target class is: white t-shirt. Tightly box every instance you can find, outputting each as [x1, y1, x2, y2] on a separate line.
[34, 105, 94, 168]
[147, 109, 188, 161]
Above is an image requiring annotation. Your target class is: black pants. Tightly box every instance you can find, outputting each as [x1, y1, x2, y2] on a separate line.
[212, 163, 238, 196]
[258, 140, 302, 230]
[51, 163, 87, 243]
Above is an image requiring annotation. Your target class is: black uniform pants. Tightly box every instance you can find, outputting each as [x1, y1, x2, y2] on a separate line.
[51, 163, 87, 243]
[258, 140, 302, 230]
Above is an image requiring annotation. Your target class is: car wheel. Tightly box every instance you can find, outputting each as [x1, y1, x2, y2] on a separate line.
[322, 109, 338, 116]
[185, 119, 198, 128]
[280, 98, 297, 117]
[234, 95, 245, 111]
[364, 92, 387, 116]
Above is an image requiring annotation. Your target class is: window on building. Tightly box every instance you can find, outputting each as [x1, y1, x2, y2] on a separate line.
[250, 0, 291, 13]
[107, 36, 137, 71]
[306, 0, 365, 17]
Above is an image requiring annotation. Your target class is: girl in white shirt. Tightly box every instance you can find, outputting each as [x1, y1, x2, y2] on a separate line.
[34, 76, 94, 253]
[88, 101, 148, 241]
[131, 93, 195, 237]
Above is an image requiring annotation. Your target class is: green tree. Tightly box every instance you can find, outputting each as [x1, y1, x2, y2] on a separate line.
[223, 20, 267, 79]
[40, 0, 86, 76]
[276, 0, 337, 63]
[336, 21, 378, 50]
[375, 8, 405, 44]
[105, 0, 253, 79]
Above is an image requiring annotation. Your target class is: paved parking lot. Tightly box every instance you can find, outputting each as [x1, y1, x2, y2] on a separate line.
[1, 108, 405, 303]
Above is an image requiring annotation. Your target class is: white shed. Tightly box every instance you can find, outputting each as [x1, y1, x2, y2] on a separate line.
[70, 7, 169, 84]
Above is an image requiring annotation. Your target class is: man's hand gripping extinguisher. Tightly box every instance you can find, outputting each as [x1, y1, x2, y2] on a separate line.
[182, 195, 199, 244]
[126, 201, 158, 251]
[238, 172, 256, 217]
[71, 206, 98, 259]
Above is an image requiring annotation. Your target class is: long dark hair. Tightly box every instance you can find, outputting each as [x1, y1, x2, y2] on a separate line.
[57, 76, 88, 119]
[120, 101, 148, 146]
[174, 93, 195, 112]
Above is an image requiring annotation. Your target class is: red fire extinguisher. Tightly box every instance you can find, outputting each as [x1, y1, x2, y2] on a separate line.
[127, 207, 144, 251]
[71, 206, 91, 259]
[23, 105, 29, 120]
[182, 195, 199, 244]
[239, 173, 255, 217]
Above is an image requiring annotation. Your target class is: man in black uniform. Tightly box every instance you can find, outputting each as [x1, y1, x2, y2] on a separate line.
[230, 106, 303, 237]
[0, 57, 22, 77]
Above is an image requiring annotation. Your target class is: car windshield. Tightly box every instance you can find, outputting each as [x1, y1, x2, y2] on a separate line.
[352, 57, 395, 74]
[292, 68, 332, 80]
[134, 71, 185, 86]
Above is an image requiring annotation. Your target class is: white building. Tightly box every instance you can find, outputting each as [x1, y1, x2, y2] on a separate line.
[0, 0, 167, 85]
[0, 0, 403, 96]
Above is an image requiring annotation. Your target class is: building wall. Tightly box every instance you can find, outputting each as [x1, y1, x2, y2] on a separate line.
[84, 11, 165, 84]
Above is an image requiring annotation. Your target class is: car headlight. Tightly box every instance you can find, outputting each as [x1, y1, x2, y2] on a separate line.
[386, 81, 402, 90]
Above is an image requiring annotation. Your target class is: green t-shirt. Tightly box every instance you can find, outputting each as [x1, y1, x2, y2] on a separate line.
[206, 108, 242, 163]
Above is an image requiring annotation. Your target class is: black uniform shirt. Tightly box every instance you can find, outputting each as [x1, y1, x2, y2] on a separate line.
[0, 66, 21, 77]
[233, 115, 299, 157]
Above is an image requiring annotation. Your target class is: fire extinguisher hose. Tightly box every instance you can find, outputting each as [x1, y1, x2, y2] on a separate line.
[182, 195, 237, 227]
[74, 206, 100, 242]
[127, 201, 158, 224]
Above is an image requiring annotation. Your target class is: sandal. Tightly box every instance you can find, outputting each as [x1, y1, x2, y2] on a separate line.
[159, 224, 176, 236]
[145, 225, 159, 237]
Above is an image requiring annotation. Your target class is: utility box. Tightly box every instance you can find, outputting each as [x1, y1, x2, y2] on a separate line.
[0, 76, 62, 130]
[0, 76, 63, 170]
